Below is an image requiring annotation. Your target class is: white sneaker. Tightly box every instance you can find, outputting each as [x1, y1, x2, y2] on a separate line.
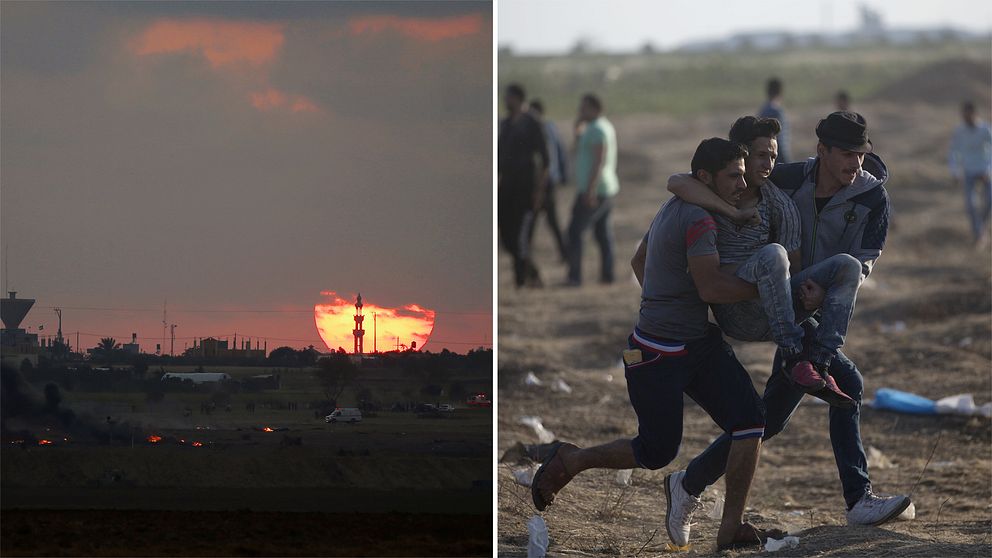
[665, 470, 703, 546]
[846, 491, 912, 526]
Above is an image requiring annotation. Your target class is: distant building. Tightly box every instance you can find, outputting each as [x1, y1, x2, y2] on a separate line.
[122, 333, 140, 355]
[1, 292, 39, 369]
[185, 336, 265, 360]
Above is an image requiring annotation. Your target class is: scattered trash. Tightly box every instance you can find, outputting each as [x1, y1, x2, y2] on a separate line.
[897, 502, 916, 521]
[867, 446, 897, 469]
[935, 393, 976, 415]
[512, 464, 540, 487]
[597, 394, 613, 405]
[874, 389, 992, 417]
[615, 469, 633, 486]
[527, 515, 549, 558]
[873, 388, 937, 415]
[708, 489, 725, 520]
[524, 371, 543, 387]
[765, 536, 800, 552]
[958, 337, 973, 347]
[879, 321, 906, 334]
[519, 416, 556, 444]
[551, 378, 573, 394]
[605, 373, 615, 382]
[930, 460, 956, 469]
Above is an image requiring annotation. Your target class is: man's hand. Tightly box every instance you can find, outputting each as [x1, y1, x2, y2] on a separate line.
[733, 207, 761, 226]
[798, 279, 825, 311]
[583, 192, 599, 208]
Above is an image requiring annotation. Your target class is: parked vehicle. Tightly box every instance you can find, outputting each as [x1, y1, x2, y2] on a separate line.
[438, 404, 454, 412]
[466, 393, 491, 408]
[325, 408, 362, 423]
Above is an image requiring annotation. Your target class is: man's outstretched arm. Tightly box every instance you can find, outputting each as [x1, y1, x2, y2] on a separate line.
[668, 174, 759, 225]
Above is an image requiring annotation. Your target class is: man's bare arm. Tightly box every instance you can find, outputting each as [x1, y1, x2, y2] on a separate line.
[687, 253, 759, 304]
[668, 173, 759, 225]
[584, 143, 605, 205]
[631, 239, 647, 287]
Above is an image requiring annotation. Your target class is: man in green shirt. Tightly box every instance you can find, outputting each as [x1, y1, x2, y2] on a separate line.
[566, 93, 620, 286]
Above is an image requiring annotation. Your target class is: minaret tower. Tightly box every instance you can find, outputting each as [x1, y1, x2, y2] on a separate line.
[353, 293, 365, 354]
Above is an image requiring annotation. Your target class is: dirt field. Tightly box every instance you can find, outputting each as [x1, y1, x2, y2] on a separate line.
[2, 396, 492, 556]
[497, 58, 992, 556]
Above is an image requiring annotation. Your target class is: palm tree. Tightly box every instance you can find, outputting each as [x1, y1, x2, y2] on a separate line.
[95, 337, 121, 364]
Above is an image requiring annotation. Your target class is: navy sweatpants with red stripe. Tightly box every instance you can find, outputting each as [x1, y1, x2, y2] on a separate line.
[625, 324, 766, 470]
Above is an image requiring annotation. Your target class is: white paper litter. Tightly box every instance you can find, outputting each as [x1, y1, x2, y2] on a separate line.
[897, 501, 916, 521]
[615, 469, 633, 486]
[765, 536, 800, 552]
[512, 464, 540, 487]
[519, 416, 556, 444]
[527, 516, 549, 558]
[781, 510, 807, 535]
[523, 371, 543, 386]
[708, 490, 724, 520]
[551, 378, 573, 394]
[934, 393, 992, 417]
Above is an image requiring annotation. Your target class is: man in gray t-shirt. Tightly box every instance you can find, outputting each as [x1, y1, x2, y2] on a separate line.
[532, 139, 783, 551]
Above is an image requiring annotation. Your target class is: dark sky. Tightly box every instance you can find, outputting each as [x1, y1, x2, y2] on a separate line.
[1, 1, 492, 353]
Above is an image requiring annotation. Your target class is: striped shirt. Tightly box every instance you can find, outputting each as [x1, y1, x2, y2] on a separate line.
[715, 181, 801, 265]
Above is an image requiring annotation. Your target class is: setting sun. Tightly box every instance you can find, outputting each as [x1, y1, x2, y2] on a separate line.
[314, 291, 435, 353]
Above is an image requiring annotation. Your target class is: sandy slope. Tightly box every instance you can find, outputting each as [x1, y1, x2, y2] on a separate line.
[497, 97, 991, 556]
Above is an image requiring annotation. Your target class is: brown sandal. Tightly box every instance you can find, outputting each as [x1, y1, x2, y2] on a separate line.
[530, 441, 578, 511]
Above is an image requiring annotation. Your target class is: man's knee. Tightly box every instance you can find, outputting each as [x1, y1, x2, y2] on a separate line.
[830, 254, 863, 285]
[757, 243, 790, 272]
[831, 354, 864, 401]
[632, 436, 680, 470]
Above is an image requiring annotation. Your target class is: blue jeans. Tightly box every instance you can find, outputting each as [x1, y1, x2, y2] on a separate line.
[682, 321, 871, 508]
[714, 249, 863, 366]
[963, 172, 991, 241]
[566, 195, 615, 284]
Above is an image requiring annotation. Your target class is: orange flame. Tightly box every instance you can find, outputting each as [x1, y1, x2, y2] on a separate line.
[314, 292, 435, 353]
[147, 435, 162, 443]
[192, 441, 204, 447]
[38, 439, 53, 445]
[262, 427, 274, 432]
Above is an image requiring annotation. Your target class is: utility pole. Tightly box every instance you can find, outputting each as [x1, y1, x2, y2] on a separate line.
[53, 307, 63, 346]
[170, 324, 177, 356]
[373, 312, 377, 354]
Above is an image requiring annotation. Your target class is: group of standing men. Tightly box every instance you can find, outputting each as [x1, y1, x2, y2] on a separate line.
[497, 84, 619, 288]
[530, 107, 915, 550]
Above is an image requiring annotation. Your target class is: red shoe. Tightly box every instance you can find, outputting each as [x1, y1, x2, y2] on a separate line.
[789, 360, 826, 393]
[811, 373, 857, 408]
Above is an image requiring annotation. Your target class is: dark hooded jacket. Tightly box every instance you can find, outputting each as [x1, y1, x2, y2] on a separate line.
[769, 153, 890, 278]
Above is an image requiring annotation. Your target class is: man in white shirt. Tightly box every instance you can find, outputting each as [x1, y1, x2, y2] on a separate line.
[948, 101, 992, 245]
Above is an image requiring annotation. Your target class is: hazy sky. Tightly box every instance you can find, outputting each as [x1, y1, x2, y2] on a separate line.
[1, 1, 492, 354]
[499, 0, 992, 53]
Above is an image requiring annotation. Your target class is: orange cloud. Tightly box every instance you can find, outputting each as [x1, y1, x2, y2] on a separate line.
[315, 292, 435, 353]
[348, 14, 483, 42]
[133, 19, 286, 68]
[249, 88, 321, 114]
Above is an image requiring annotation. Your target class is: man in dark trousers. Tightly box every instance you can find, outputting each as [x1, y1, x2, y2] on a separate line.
[527, 99, 569, 262]
[534, 139, 783, 551]
[498, 83, 548, 288]
[663, 112, 911, 542]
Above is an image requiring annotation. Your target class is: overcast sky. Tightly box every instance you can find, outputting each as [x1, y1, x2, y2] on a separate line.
[1, 1, 492, 353]
[499, 0, 992, 53]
